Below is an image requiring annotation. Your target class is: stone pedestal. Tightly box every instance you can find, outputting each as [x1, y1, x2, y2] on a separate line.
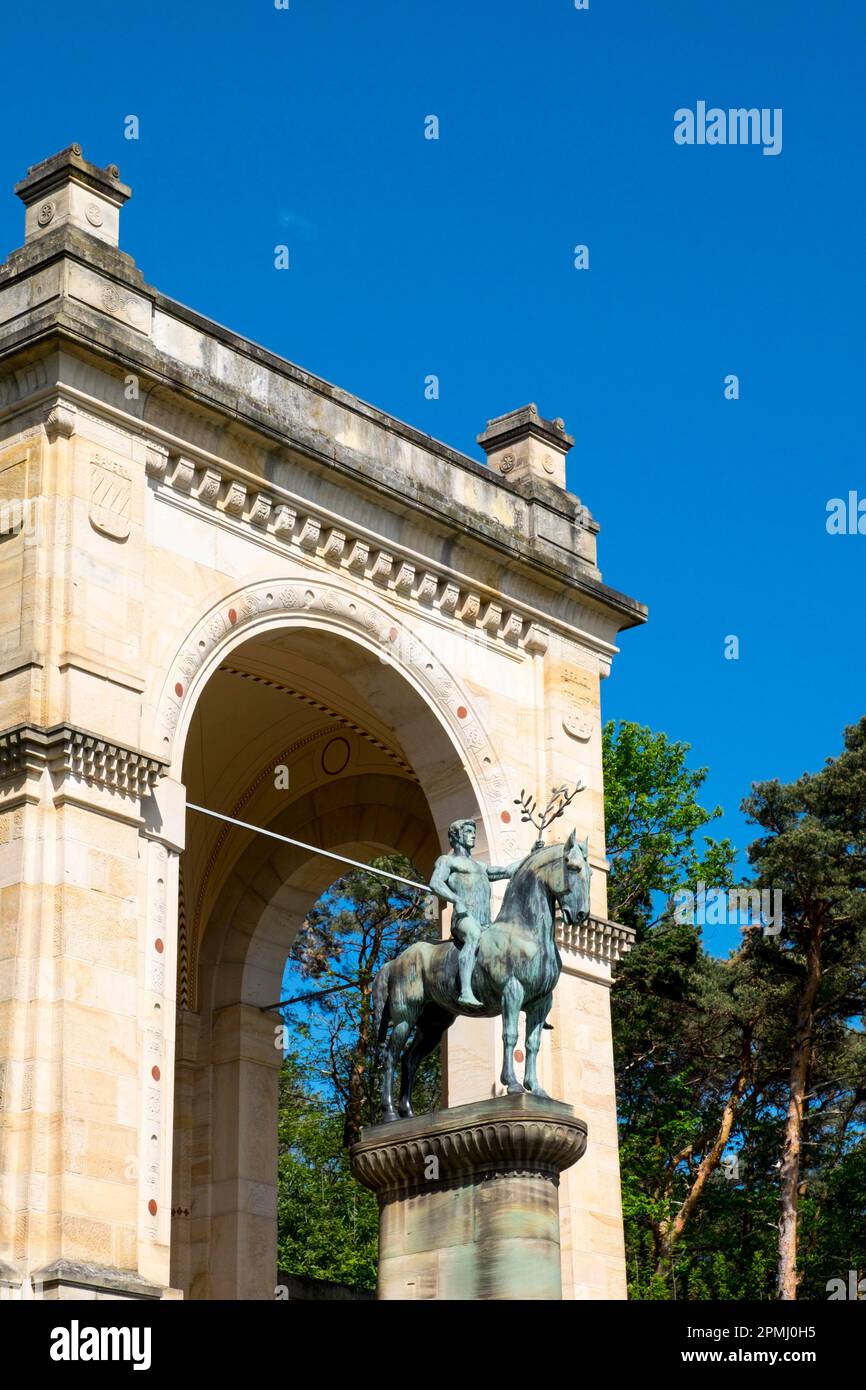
[350, 1094, 587, 1301]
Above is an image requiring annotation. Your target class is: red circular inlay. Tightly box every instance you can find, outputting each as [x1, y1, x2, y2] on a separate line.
[514, 1049, 524, 1063]
[174, 683, 183, 697]
[457, 706, 468, 719]
[228, 608, 238, 624]
[148, 1200, 158, 1216]
[151, 1066, 161, 1082]
[500, 810, 511, 824]
[389, 627, 398, 641]
[154, 938, 164, 954]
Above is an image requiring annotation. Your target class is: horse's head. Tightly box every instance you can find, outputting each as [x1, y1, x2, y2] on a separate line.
[500, 832, 593, 936]
[544, 829, 592, 927]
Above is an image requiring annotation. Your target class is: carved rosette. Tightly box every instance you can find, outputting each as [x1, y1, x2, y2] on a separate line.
[193, 467, 221, 505]
[322, 528, 345, 563]
[438, 583, 460, 615]
[350, 1095, 587, 1199]
[297, 517, 320, 551]
[481, 601, 502, 632]
[394, 561, 415, 595]
[346, 539, 369, 572]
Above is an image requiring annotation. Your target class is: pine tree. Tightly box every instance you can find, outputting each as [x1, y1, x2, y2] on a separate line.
[741, 717, 866, 1298]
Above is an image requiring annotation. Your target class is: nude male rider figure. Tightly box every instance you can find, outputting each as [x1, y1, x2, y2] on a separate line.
[429, 819, 524, 1008]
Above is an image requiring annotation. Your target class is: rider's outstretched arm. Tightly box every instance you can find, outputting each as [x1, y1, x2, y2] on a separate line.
[486, 857, 524, 881]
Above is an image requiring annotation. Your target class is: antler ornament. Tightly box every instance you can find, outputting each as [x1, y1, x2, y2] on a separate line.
[515, 781, 585, 850]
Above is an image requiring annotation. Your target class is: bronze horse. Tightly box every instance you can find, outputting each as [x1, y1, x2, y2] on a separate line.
[373, 831, 592, 1121]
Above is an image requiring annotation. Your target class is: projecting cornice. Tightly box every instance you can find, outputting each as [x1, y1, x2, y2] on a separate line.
[0, 723, 167, 796]
[143, 437, 555, 659]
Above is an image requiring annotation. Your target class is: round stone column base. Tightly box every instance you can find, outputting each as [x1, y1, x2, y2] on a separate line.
[350, 1093, 587, 1301]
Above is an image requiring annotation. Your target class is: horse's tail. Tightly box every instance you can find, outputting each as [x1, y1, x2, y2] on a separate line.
[373, 961, 392, 1045]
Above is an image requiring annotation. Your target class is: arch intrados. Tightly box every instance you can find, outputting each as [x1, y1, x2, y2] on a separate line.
[201, 828, 437, 1012]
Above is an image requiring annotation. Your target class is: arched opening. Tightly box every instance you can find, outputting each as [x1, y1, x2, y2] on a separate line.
[276, 846, 441, 1298]
[168, 621, 484, 1298]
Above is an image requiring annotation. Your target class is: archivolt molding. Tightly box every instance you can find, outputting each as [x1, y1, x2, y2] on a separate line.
[154, 578, 523, 856]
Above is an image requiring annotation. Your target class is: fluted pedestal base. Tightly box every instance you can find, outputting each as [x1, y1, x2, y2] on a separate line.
[350, 1093, 587, 1301]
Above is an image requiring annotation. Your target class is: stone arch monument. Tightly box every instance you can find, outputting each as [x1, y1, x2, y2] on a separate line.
[0, 146, 645, 1301]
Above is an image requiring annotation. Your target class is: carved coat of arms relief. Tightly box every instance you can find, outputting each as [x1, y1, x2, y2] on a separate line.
[89, 456, 131, 539]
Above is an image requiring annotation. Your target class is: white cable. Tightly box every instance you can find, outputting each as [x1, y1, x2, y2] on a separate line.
[186, 801, 432, 893]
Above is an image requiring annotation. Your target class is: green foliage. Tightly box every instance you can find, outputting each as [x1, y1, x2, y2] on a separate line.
[606, 717, 866, 1301]
[277, 1053, 378, 1289]
[603, 720, 735, 933]
[285, 852, 439, 1145]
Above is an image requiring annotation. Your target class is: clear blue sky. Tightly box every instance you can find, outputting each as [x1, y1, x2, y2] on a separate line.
[2, 1, 863, 926]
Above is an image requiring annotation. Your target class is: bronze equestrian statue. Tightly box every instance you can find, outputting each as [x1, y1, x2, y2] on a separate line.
[373, 801, 591, 1123]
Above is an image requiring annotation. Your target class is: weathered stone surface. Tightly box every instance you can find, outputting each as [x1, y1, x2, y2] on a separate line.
[28, 1259, 164, 1301]
[351, 1095, 587, 1300]
[478, 404, 575, 491]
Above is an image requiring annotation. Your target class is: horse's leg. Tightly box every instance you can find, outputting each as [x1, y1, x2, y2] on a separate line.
[499, 976, 525, 1094]
[398, 1006, 453, 1118]
[523, 993, 553, 1099]
[381, 1016, 411, 1123]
